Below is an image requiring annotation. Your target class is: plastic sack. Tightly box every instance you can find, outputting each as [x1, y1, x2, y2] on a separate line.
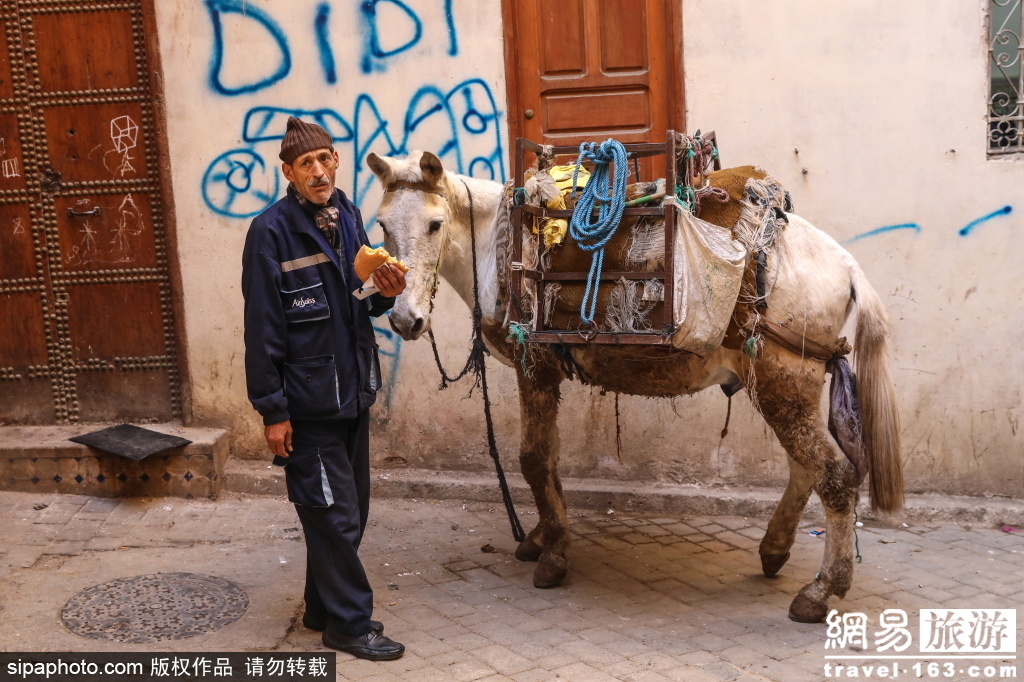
[670, 208, 747, 354]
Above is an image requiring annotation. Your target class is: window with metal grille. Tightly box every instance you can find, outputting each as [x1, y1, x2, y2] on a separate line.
[990, 0, 1024, 153]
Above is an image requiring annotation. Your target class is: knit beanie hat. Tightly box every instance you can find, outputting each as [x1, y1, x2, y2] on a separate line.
[279, 117, 333, 165]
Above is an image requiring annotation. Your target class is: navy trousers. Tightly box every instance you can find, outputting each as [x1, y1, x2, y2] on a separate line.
[278, 412, 373, 637]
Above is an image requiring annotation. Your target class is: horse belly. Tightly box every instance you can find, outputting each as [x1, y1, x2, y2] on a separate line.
[574, 347, 735, 398]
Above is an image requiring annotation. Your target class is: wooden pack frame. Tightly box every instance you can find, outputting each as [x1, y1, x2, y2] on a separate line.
[509, 131, 721, 345]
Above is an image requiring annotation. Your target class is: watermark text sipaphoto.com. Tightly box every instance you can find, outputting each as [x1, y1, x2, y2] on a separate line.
[823, 608, 1017, 679]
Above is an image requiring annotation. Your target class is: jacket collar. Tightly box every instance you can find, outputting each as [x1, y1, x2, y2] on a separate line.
[284, 189, 361, 279]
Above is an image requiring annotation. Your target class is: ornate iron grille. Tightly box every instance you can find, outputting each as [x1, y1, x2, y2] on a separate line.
[990, 0, 1024, 153]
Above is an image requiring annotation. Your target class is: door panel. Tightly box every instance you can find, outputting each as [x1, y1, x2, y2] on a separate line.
[601, 1, 647, 72]
[505, 0, 682, 178]
[538, 1, 585, 75]
[0, 203, 36, 280]
[0, 27, 14, 99]
[44, 103, 149, 183]
[0, 292, 48, 367]
[66, 282, 167, 360]
[0, 112, 28, 193]
[32, 9, 139, 92]
[543, 89, 650, 134]
[56, 193, 159, 271]
[0, 1, 181, 424]
[76, 370, 174, 423]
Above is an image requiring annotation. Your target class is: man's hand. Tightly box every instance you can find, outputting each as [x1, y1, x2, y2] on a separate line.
[372, 262, 407, 298]
[265, 419, 293, 457]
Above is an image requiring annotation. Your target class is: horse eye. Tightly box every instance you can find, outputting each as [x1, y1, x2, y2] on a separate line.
[429, 221, 442, 233]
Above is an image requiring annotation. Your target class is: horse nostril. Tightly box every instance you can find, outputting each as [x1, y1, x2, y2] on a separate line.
[412, 317, 425, 335]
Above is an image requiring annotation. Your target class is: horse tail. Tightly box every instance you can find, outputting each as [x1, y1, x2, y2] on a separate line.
[850, 264, 904, 513]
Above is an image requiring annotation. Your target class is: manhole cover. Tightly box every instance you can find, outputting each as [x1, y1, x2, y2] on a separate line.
[61, 573, 249, 643]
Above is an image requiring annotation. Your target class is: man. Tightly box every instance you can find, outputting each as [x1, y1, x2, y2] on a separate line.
[241, 117, 407, 660]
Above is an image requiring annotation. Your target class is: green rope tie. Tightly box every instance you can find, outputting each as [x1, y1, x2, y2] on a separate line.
[674, 184, 697, 214]
[744, 336, 759, 360]
[506, 322, 533, 377]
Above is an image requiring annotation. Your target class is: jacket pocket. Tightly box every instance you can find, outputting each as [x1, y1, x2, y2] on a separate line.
[369, 344, 382, 393]
[283, 355, 340, 417]
[281, 274, 330, 323]
[282, 450, 334, 508]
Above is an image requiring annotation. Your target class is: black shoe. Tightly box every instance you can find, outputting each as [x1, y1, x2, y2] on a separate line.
[303, 614, 383, 634]
[322, 630, 405, 661]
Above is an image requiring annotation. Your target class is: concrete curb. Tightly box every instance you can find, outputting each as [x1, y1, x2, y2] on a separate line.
[223, 459, 1024, 525]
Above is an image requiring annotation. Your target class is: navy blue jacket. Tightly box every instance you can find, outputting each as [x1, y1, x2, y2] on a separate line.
[241, 188, 393, 425]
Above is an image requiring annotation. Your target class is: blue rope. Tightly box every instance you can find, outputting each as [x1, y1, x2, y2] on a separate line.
[569, 139, 629, 325]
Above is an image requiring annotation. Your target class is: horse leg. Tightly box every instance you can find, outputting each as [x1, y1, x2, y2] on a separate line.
[759, 455, 814, 577]
[513, 362, 570, 588]
[753, 355, 859, 623]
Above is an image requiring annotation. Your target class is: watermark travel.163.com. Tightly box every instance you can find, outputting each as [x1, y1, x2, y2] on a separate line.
[823, 608, 1017, 679]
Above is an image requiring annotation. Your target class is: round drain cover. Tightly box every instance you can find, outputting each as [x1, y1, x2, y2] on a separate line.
[61, 573, 249, 643]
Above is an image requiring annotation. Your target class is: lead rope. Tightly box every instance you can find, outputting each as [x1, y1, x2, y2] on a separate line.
[427, 179, 525, 543]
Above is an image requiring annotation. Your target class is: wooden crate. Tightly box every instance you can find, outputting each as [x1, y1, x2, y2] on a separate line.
[508, 131, 719, 345]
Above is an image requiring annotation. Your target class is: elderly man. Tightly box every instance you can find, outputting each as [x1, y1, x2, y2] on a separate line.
[241, 117, 406, 660]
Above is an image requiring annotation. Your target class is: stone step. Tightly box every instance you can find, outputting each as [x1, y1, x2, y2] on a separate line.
[0, 424, 229, 499]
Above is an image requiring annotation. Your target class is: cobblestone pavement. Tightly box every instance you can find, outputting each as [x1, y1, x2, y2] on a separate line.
[0, 490, 1021, 681]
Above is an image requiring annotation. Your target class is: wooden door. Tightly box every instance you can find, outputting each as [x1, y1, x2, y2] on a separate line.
[503, 0, 683, 177]
[0, 1, 183, 424]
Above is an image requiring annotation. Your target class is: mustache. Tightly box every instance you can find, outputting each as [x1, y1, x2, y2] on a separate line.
[307, 176, 330, 188]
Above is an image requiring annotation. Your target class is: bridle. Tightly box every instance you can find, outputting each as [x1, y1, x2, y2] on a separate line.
[383, 182, 449, 305]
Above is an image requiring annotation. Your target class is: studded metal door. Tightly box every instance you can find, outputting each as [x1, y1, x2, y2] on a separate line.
[0, 0, 182, 424]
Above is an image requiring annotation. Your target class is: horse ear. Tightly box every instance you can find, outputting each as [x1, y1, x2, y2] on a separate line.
[419, 151, 444, 187]
[365, 153, 395, 185]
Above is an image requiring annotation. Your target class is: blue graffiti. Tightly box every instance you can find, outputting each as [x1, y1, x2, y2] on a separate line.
[959, 205, 1012, 236]
[244, 107, 354, 144]
[202, 149, 280, 218]
[360, 0, 423, 74]
[315, 3, 337, 85]
[202, 79, 505, 219]
[203, 1, 482, 410]
[444, 0, 458, 56]
[206, 0, 291, 96]
[845, 223, 922, 244]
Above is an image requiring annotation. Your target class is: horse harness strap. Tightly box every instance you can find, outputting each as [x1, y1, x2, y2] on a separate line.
[755, 318, 851, 365]
[753, 318, 865, 485]
[384, 181, 447, 199]
[384, 181, 448, 302]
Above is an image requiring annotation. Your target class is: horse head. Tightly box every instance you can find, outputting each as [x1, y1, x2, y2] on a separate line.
[366, 150, 453, 341]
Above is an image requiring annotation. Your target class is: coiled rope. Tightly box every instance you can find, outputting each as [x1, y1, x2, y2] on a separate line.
[569, 139, 629, 325]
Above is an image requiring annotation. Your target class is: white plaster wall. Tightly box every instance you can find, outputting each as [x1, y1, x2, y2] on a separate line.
[154, 0, 512, 459]
[682, 0, 1023, 496]
[156, 0, 1023, 498]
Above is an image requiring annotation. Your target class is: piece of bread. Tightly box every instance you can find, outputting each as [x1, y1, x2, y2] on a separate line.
[355, 245, 409, 282]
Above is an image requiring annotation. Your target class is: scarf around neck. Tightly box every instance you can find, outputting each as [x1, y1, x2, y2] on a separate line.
[288, 183, 341, 254]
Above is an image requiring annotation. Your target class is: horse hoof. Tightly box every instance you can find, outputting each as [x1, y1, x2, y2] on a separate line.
[532, 553, 567, 588]
[761, 552, 791, 578]
[515, 538, 542, 562]
[788, 588, 829, 623]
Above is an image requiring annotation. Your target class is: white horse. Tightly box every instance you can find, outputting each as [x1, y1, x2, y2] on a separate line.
[366, 150, 903, 622]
